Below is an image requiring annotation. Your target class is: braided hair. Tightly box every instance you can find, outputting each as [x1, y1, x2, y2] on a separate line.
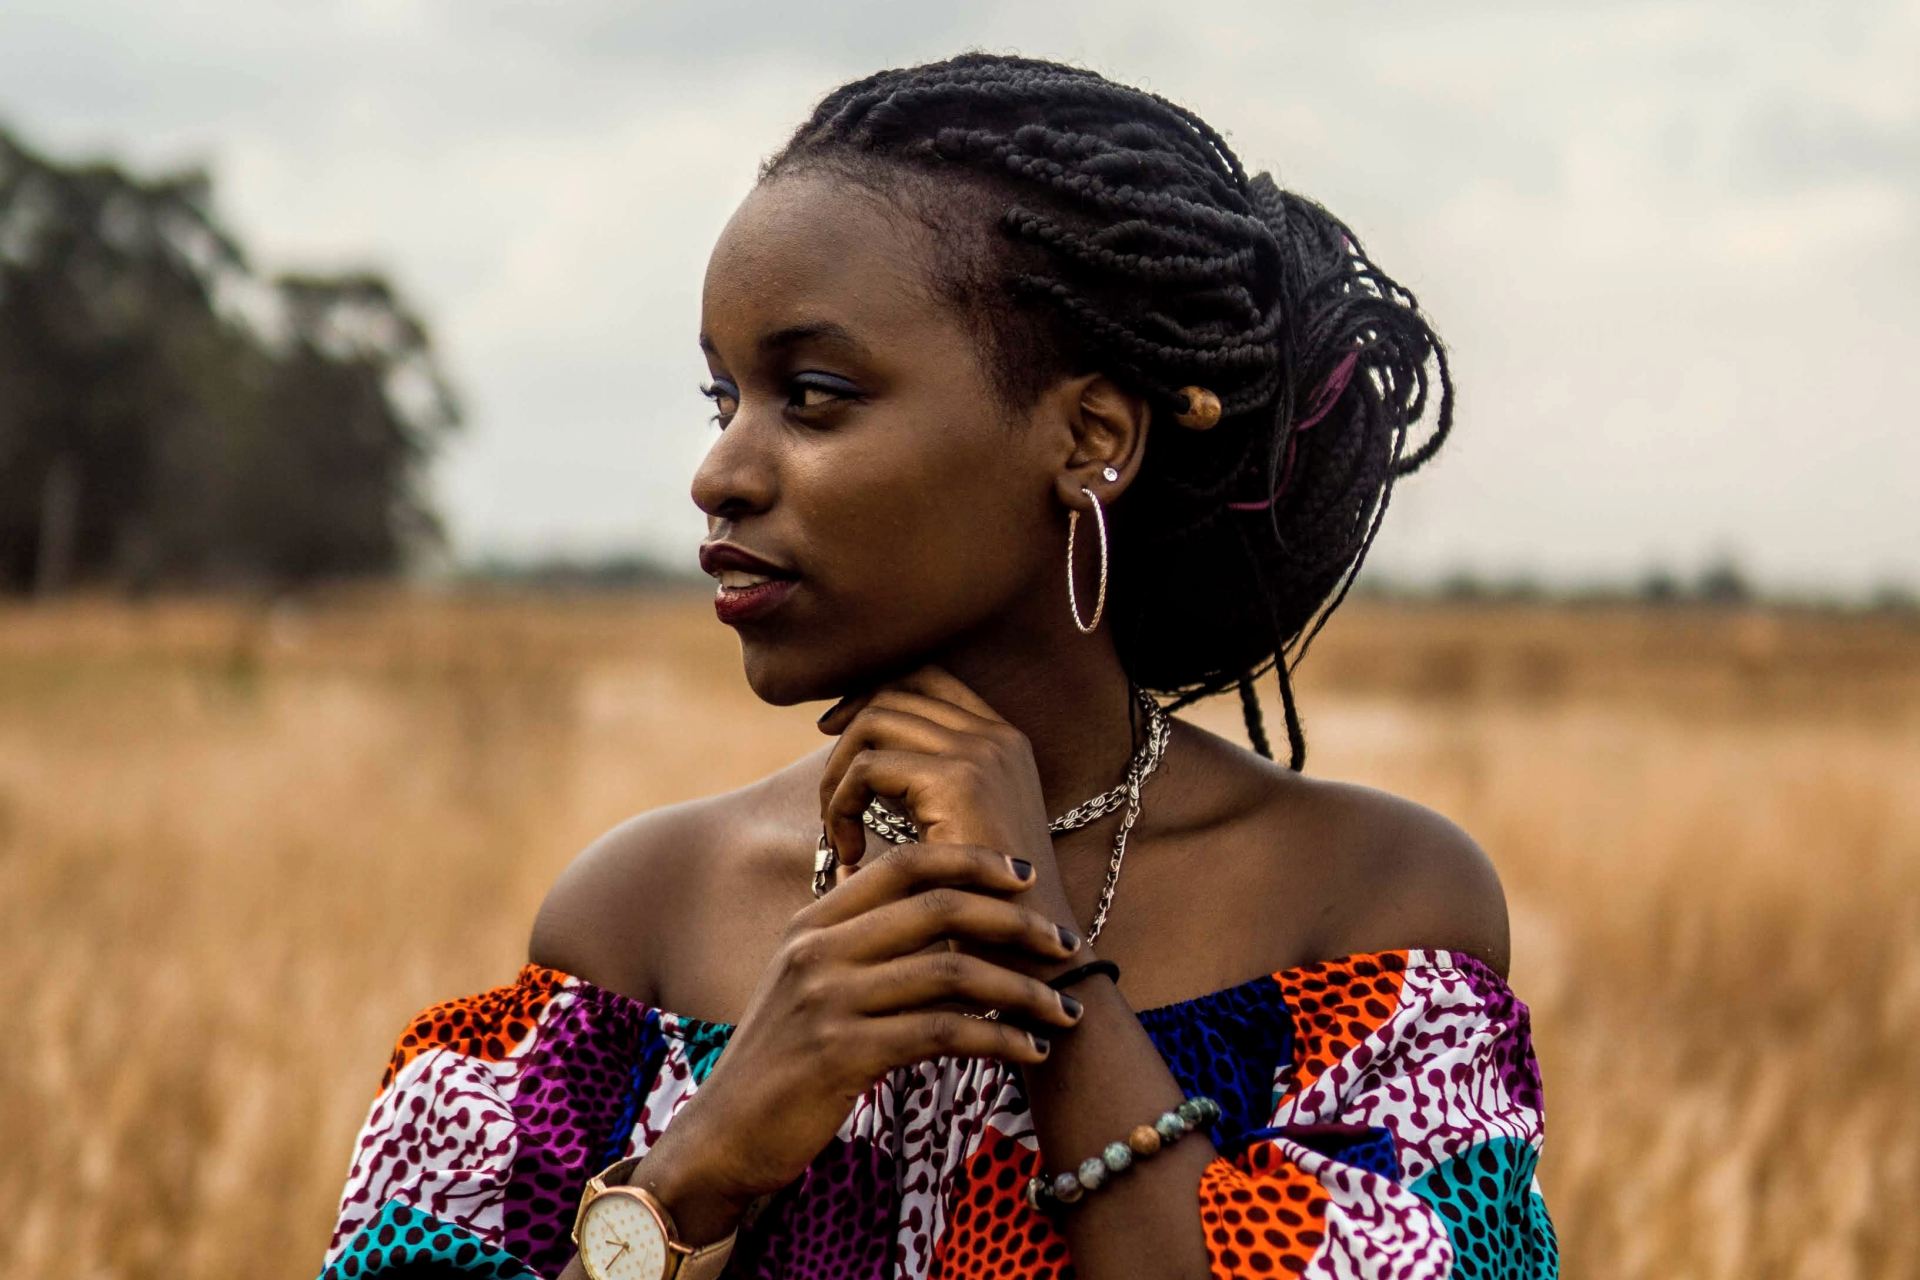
[764, 52, 1453, 769]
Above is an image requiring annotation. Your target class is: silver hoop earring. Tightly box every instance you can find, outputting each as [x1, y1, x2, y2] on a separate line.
[1066, 486, 1109, 633]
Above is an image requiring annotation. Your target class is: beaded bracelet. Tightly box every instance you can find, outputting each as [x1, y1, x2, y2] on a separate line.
[1025, 1095, 1221, 1212]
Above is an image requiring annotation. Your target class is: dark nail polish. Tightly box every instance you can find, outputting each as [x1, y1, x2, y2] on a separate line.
[1060, 993, 1083, 1019]
[1057, 925, 1081, 953]
[1009, 858, 1034, 882]
[1030, 1031, 1051, 1054]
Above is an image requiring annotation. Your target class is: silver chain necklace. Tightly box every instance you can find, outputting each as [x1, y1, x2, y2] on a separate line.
[822, 685, 1172, 949]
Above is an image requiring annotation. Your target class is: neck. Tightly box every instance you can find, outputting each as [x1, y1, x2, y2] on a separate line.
[926, 607, 1146, 861]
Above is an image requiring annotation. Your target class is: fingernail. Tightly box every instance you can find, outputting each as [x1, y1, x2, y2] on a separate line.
[1060, 993, 1083, 1019]
[1057, 926, 1081, 953]
[1007, 857, 1034, 882]
[1030, 1031, 1051, 1054]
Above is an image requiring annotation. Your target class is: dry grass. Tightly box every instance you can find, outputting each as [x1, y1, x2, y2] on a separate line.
[3, 588, 1915, 1278]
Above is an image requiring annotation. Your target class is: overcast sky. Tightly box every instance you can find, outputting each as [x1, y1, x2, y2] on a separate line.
[2, 1, 1914, 593]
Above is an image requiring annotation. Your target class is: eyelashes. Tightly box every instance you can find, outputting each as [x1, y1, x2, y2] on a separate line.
[697, 381, 736, 428]
[697, 376, 862, 430]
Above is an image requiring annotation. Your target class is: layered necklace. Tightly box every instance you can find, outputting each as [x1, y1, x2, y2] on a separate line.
[813, 684, 1172, 950]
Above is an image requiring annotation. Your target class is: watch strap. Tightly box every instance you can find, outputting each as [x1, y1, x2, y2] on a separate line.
[674, 1229, 737, 1280]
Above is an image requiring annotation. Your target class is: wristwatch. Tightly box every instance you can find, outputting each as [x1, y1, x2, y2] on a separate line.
[573, 1155, 740, 1280]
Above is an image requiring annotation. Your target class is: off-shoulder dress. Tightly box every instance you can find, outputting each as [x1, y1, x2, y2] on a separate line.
[320, 948, 1557, 1279]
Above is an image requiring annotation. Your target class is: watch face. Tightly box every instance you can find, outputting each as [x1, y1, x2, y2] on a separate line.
[581, 1190, 672, 1280]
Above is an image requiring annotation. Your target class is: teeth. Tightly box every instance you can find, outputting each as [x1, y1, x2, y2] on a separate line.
[717, 569, 775, 588]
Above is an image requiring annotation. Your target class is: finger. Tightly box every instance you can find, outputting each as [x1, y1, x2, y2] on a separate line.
[820, 747, 959, 871]
[808, 841, 1035, 926]
[868, 1008, 1054, 1069]
[816, 665, 1008, 736]
[831, 883, 1080, 965]
[883, 665, 1010, 727]
[819, 690, 1030, 861]
[850, 951, 1083, 1030]
[814, 688, 876, 735]
[826, 688, 1006, 740]
[816, 706, 958, 860]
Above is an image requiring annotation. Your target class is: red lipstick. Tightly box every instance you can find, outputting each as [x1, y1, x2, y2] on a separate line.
[699, 540, 799, 625]
[713, 577, 798, 624]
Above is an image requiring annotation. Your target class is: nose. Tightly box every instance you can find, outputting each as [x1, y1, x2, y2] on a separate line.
[690, 411, 776, 523]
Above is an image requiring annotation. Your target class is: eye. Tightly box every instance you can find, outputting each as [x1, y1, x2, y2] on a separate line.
[699, 374, 862, 431]
[698, 380, 738, 429]
[786, 374, 861, 414]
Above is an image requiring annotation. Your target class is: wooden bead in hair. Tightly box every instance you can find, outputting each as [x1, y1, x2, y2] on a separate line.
[1173, 386, 1221, 430]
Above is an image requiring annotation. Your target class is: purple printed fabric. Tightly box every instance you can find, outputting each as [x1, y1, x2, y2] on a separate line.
[319, 951, 1558, 1279]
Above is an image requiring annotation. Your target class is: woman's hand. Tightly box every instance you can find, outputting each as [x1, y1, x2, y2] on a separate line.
[673, 839, 1085, 1204]
[812, 664, 1080, 934]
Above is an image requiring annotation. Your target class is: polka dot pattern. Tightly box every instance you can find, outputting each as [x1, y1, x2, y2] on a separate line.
[327, 965, 664, 1278]
[1330, 956, 1547, 1183]
[1137, 973, 1293, 1156]
[320, 951, 1557, 1279]
[928, 1126, 1071, 1279]
[1272, 951, 1407, 1101]
[380, 965, 567, 1090]
[323, 1199, 536, 1279]
[1411, 1138, 1557, 1280]
[1197, 1139, 1330, 1278]
[729, 1137, 900, 1279]
[493, 982, 658, 1271]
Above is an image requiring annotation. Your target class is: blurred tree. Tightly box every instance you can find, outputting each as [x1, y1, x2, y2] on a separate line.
[0, 123, 460, 593]
[1636, 566, 1682, 605]
[1696, 555, 1753, 606]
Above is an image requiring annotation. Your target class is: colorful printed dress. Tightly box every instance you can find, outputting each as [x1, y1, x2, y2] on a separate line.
[320, 949, 1557, 1278]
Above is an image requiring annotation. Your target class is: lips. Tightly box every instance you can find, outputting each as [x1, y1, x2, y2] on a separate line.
[712, 575, 798, 625]
[700, 541, 801, 626]
[698, 541, 798, 582]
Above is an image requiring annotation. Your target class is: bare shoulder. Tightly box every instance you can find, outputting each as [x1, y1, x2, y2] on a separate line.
[1158, 719, 1510, 980]
[526, 793, 730, 1003]
[1287, 774, 1511, 978]
[526, 747, 830, 1008]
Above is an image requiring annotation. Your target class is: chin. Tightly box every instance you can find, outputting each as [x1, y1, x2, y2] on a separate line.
[736, 631, 929, 709]
[735, 641, 850, 708]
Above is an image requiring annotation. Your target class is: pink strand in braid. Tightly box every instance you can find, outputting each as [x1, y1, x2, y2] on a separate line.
[1226, 351, 1361, 512]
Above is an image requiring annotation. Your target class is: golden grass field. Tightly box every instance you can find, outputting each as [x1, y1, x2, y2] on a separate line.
[4, 589, 1916, 1278]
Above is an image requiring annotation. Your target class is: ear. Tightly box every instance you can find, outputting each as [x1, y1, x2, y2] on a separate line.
[1045, 372, 1151, 512]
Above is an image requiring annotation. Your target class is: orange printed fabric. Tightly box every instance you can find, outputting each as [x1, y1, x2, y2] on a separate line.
[380, 964, 568, 1088]
[1196, 950, 1557, 1278]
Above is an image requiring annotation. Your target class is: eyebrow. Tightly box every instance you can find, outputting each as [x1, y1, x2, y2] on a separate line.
[699, 320, 873, 360]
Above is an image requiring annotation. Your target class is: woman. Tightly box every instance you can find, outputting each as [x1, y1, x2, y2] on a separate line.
[321, 52, 1555, 1280]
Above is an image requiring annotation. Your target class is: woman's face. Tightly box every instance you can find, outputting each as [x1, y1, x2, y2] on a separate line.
[692, 169, 1082, 706]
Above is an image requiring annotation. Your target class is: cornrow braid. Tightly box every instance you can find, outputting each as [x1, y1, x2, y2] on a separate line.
[764, 52, 1453, 769]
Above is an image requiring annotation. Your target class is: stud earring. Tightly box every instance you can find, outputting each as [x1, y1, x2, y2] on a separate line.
[1100, 466, 1119, 483]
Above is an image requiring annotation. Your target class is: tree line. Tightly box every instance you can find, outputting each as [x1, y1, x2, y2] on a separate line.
[0, 122, 460, 594]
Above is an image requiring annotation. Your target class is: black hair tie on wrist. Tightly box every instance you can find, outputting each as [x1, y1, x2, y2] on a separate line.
[1046, 960, 1121, 992]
